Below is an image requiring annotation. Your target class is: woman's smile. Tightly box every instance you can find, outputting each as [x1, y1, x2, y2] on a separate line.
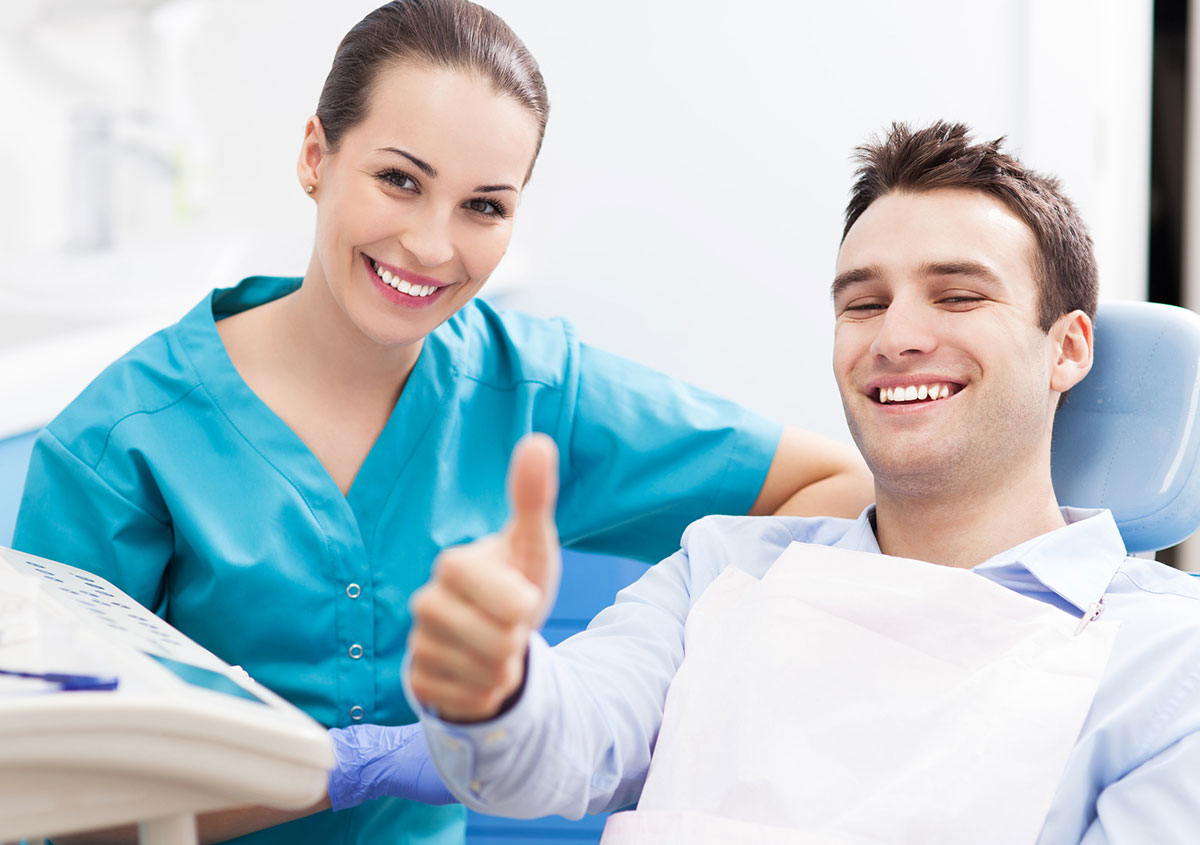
[362, 253, 451, 309]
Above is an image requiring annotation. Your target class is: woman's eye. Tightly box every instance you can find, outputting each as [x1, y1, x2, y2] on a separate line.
[466, 198, 508, 217]
[376, 169, 417, 191]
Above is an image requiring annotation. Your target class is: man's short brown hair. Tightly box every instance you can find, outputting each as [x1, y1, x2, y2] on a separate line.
[843, 121, 1098, 331]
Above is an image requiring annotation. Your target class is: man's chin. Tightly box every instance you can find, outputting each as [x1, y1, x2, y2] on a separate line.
[861, 450, 965, 500]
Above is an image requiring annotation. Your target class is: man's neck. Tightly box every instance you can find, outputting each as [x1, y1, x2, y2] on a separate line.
[872, 462, 1068, 569]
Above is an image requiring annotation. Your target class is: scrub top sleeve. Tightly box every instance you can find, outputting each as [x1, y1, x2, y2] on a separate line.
[555, 342, 782, 562]
[12, 429, 173, 611]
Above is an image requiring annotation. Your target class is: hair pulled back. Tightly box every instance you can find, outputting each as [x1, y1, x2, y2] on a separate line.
[316, 0, 549, 167]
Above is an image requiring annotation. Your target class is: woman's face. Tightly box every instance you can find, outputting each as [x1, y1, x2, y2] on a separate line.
[299, 62, 541, 348]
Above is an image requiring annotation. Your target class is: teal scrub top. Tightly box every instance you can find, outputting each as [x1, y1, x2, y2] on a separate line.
[14, 276, 781, 844]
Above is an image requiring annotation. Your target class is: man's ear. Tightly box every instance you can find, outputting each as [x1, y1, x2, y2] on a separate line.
[1049, 310, 1094, 394]
[297, 116, 329, 194]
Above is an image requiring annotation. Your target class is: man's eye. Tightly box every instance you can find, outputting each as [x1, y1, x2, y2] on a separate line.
[844, 303, 886, 312]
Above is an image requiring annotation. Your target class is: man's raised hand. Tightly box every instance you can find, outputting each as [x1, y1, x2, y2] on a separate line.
[407, 434, 562, 722]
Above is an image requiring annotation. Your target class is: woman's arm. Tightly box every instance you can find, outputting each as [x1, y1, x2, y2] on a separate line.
[749, 426, 873, 518]
[48, 801, 329, 845]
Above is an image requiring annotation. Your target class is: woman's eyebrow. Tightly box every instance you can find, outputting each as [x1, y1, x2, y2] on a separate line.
[376, 148, 516, 194]
[378, 147, 436, 177]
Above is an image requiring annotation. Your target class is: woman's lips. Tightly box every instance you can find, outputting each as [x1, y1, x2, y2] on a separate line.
[363, 254, 451, 308]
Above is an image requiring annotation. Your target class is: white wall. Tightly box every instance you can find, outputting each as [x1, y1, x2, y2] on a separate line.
[0, 0, 1152, 444]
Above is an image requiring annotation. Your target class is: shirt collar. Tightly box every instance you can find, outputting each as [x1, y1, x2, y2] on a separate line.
[835, 505, 1128, 613]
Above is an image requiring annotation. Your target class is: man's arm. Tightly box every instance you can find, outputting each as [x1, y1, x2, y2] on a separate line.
[1077, 731, 1200, 844]
[751, 427, 872, 518]
[406, 434, 699, 818]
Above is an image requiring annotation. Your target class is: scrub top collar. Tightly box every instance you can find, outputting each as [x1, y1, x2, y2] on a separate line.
[835, 504, 1126, 615]
[174, 277, 456, 518]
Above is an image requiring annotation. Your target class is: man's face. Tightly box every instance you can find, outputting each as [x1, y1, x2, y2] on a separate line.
[832, 188, 1070, 500]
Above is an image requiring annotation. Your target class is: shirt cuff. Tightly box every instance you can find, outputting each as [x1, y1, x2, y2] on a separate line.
[405, 632, 557, 815]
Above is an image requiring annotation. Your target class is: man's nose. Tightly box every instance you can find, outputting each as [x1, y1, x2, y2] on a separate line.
[399, 211, 455, 269]
[868, 300, 939, 361]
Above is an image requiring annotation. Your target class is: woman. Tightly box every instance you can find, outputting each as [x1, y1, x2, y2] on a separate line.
[14, 1, 869, 842]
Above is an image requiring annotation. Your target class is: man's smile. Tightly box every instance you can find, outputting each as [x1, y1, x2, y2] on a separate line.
[874, 381, 963, 405]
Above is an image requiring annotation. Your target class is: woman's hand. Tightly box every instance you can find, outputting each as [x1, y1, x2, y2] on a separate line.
[407, 434, 562, 723]
[327, 723, 457, 809]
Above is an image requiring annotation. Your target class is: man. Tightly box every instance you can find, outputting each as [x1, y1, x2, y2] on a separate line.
[403, 122, 1200, 843]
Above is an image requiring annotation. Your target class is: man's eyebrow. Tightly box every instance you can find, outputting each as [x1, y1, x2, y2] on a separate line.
[376, 148, 516, 193]
[831, 266, 880, 299]
[832, 260, 1006, 299]
[378, 147, 437, 178]
[918, 260, 1004, 285]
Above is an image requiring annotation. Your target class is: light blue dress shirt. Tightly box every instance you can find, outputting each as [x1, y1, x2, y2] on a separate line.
[12, 276, 781, 845]
[414, 507, 1200, 844]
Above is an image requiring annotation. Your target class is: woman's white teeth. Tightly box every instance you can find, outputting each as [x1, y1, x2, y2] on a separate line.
[374, 262, 436, 297]
[878, 383, 953, 403]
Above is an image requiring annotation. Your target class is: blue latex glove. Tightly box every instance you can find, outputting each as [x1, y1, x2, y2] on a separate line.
[327, 722, 459, 810]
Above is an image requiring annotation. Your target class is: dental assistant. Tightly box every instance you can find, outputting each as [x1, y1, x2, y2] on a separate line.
[12, 2, 870, 843]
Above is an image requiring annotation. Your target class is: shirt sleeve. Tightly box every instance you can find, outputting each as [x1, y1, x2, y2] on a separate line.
[410, 546, 694, 819]
[12, 428, 173, 612]
[1080, 730, 1200, 844]
[555, 339, 783, 563]
[408, 515, 797, 819]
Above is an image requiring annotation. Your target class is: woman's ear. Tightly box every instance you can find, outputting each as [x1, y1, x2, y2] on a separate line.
[297, 116, 328, 196]
[1049, 310, 1094, 394]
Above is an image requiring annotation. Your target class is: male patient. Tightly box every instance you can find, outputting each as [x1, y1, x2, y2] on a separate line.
[403, 122, 1200, 843]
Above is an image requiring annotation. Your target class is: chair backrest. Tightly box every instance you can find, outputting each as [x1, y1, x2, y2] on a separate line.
[1051, 301, 1200, 554]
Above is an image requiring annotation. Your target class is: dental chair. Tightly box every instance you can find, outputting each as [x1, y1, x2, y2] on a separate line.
[1050, 300, 1200, 556]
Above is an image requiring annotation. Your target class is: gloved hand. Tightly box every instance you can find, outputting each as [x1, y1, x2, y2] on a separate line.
[327, 722, 459, 810]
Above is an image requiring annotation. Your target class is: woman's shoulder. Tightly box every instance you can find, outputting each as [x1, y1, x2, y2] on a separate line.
[435, 298, 578, 389]
[47, 302, 212, 454]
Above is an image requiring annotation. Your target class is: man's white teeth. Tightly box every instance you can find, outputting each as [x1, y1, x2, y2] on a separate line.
[878, 383, 953, 403]
[374, 262, 437, 297]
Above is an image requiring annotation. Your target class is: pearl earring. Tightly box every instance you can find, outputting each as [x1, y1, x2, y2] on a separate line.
[305, 185, 315, 194]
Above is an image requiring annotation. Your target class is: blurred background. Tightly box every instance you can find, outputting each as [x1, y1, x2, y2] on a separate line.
[0, 1, 1190, 541]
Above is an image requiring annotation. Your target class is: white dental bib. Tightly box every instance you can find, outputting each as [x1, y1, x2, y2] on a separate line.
[601, 542, 1118, 845]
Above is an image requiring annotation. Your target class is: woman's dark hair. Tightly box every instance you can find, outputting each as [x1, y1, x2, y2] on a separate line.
[316, 0, 549, 174]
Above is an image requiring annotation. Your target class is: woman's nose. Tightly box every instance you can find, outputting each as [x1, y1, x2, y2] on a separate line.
[399, 212, 455, 268]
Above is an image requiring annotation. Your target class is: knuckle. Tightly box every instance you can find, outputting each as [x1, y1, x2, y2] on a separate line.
[499, 625, 528, 658]
[409, 587, 434, 618]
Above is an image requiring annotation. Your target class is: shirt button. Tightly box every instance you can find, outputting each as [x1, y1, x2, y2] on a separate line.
[348, 644, 363, 659]
[349, 705, 364, 721]
[469, 779, 483, 794]
[346, 583, 361, 599]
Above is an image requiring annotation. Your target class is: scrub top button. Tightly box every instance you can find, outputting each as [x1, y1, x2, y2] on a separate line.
[348, 644, 364, 659]
[350, 705, 364, 721]
[346, 583, 361, 599]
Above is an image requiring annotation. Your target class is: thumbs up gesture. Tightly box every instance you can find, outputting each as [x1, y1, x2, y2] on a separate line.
[408, 434, 563, 722]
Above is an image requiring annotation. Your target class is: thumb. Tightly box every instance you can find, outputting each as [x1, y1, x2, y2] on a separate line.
[504, 433, 561, 614]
